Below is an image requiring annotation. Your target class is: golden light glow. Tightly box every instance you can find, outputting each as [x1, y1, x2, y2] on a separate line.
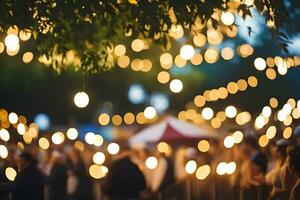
[98, 113, 110, 126]
[269, 97, 278, 108]
[117, 55, 130, 68]
[5, 167, 17, 181]
[174, 55, 186, 67]
[221, 47, 234, 60]
[94, 135, 104, 147]
[283, 127, 292, 139]
[74, 141, 85, 151]
[198, 140, 210, 152]
[66, 128, 78, 140]
[131, 39, 144, 52]
[157, 71, 170, 84]
[157, 142, 171, 155]
[226, 162, 236, 175]
[93, 152, 105, 165]
[238, 44, 254, 58]
[52, 132, 65, 145]
[112, 115, 123, 126]
[204, 47, 219, 64]
[232, 131, 243, 144]
[196, 165, 211, 180]
[22, 52, 33, 63]
[211, 118, 222, 129]
[191, 53, 203, 65]
[235, 112, 251, 125]
[216, 162, 227, 175]
[146, 156, 158, 169]
[114, 44, 126, 56]
[4, 34, 19, 51]
[0, 42, 4, 54]
[194, 95, 206, 107]
[19, 29, 31, 41]
[38, 137, 50, 150]
[107, 143, 120, 155]
[168, 25, 184, 39]
[89, 164, 108, 179]
[17, 123, 26, 135]
[160, 53, 173, 69]
[248, 76, 258, 87]
[259, 135, 269, 147]
[185, 160, 197, 174]
[0, 145, 8, 159]
[124, 112, 135, 125]
[193, 33, 206, 47]
[266, 68, 277, 80]
[266, 126, 277, 139]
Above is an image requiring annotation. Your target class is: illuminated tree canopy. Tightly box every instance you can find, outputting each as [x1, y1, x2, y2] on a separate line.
[0, 0, 298, 74]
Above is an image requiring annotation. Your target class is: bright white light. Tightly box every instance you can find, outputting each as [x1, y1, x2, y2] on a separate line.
[277, 110, 287, 122]
[144, 106, 157, 120]
[224, 136, 234, 148]
[221, 12, 235, 25]
[4, 34, 19, 51]
[0, 129, 10, 142]
[0, 145, 8, 159]
[146, 156, 158, 169]
[8, 112, 18, 124]
[255, 116, 266, 129]
[17, 123, 26, 135]
[51, 132, 65, 145]
[262, 106, 272, 118]
[216, 162, 227, 175]
[34, 113, 50, 131]
[150, 93, 169, 113]
[266, 126, 277, 139]
[226, 162, 236, 174]
[107, 143, 120, 155]
[283, 104, 292, 115]
[180, 45, 195, 60]
[85, 132, 95, 145]
[94, 135, 104, 147]
[169, 79, 183, 93]
[202, 107, 214, 120]
[93, 152, 105, 165]
[185, 160, 197, 174]
[74, 91, 89, 108]
[128, 84, 146, 104]
[232, 131, 243, 144]
[225, 106, 237, 118]
[254, 57, 266, 71]
[67, 128, 78, 140]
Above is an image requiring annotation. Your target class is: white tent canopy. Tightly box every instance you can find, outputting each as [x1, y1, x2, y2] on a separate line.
[130, 116, 219, 145]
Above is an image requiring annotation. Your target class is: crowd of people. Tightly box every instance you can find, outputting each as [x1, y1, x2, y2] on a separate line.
[0, 128, 300, 200]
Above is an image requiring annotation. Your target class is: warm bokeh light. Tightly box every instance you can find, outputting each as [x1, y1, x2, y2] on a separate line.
[5, 167, 17, 181]
[226, 162, 236, 175]
[225, 106, 237, 118]
[38, 137, 50, 150]
[266, 126, 277, 139]
[98, 113, 110, 126]
[0, 145, 8, 159]
[216, 162, 227, 175]
[198, 140, 210, 152]
[157, 142, 171, 155]
[4, 34, 19, 51]
[124, 112, 135, 125]
[131, 39, 144, 52]
[146, 156, 158, 169]
[160, 53, 173, 69]
[89, 164, 108, 179]
[93, 152, 105, 165]
[0, 128, 10, 142]
[169, 79, 183, 93]
[196, 165, 211, 180]
[254, 57, 267, 71]
[157, 71, 170, 84]
[259, 135, 269, 147]
[85, 132, 96, 145]
[185, 160, 197, 174]
[144, 106, 157, 120]
[180, 45, 195, 60]
[8, 112, 18, 124]
[112, 115, 123, 126]
[232, 131, 243, 144]
[107, 143, 120, 155]
[114, 44, 126, 56]
[22, 52, 34, 63]
[202, 107, 214, 120]
[269, 97, 278, 108]
[74, 91, 89, 108]
[67, 128, 79, 140]
[118, 55, 130, 68]
[283, 127, 292, 139]
[224, 136, 234, 148]
[221, 12, 235, 25]
[52, 132, 65, 145]
[17, 123, 26, 135]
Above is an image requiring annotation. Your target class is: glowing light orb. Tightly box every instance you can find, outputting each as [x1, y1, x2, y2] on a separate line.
[107, 143, 120, 155]
[67, 128, 78, 140]
[185, 160, 197, 174]
[224, 136, 234, 148]
[225, 106, 237, 118]
[5, 167, 17, 181]
[146, 156, 158, 169]
[202, 107, 214, 120]
[93, 152, 106, 165]
[169, 79, 183, 93]
[4, 34, 19, 51]
[180, 45, 195, 60]
[144, 106, 157, 120]
[51, 132, 65, 145]
[221, 12, 235, 26]
[74, 91, 89, 108]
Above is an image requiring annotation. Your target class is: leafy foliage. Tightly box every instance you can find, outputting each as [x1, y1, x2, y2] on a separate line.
[0, 0, 294, 73]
